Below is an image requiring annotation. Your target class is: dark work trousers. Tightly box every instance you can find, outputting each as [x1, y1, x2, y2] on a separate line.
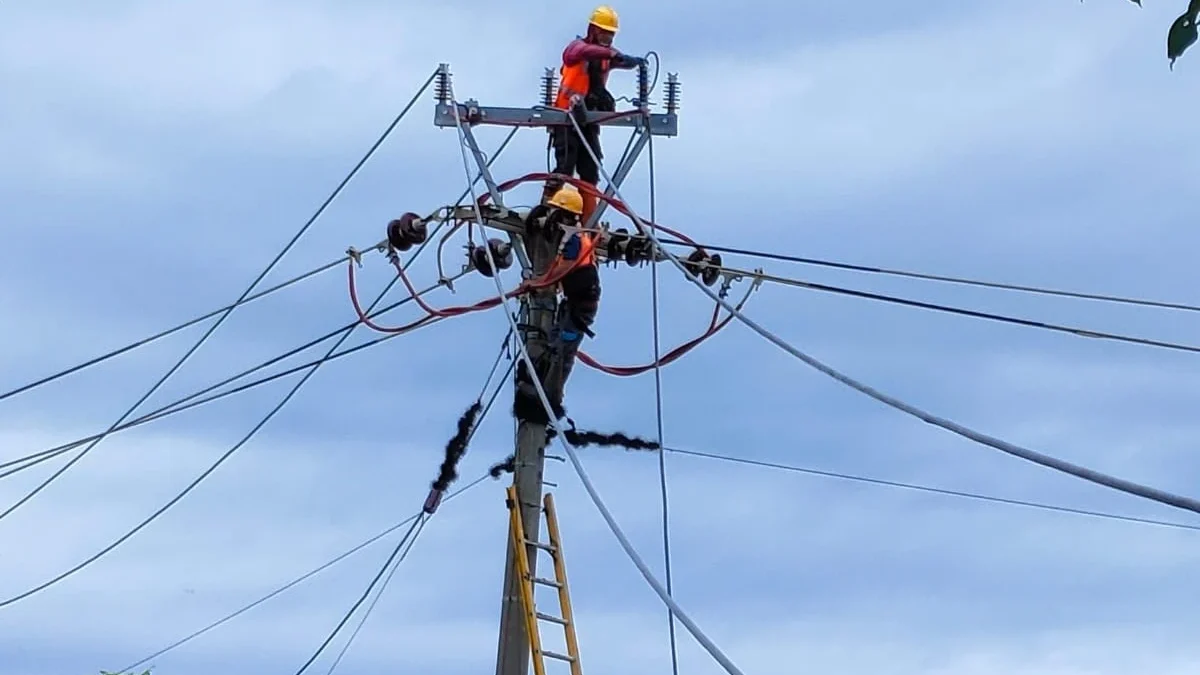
[550, 118, 602, 185]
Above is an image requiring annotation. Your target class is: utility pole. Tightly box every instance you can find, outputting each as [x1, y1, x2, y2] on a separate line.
[431, 62, 679, 675]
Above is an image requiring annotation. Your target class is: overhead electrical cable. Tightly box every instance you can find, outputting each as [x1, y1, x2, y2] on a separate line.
[450, 94, 748, 675]
[0, 70, 440, 524]
[0, 256, 345, 403]
[113, 471, 489, 674]
[0, 267, 447, 609]
[645, 129, 680, 675]
[323, 351, 511, 673]
[666, 447, 1200, 533]
[323, 514, 426, 675]
[292, 515, 428, 675]
[0, 126, 521, 482]
[705, 262, 1200, 356]
[657, 238, 1200, 314]
[0, 276, 456, 480]
[563, 110, 1200, 521]
[297, 352, 510, 675]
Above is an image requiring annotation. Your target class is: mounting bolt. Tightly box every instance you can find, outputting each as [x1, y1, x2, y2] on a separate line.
[435, 63, 453, 104]
[540, 67, 557, 107]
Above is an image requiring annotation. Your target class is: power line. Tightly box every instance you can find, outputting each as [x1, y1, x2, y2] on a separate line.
[0, 279, 451, 480]
[297, 348, 510, 675]
[456, 95, 746, 675]
[0, 125, 523, 483]
[0, 256, 346, 403]
[569, 132, 1200, 522]
[712, 263, 1200, 356]
[0, 280, 443, 609]
[324, 514, 426, 675]
[293, 515, 427, 675]
[659, 237, 1200, 314]
[113, 472, 489, 674]
[666, 447, 1200, 533]
[0, 125, 519, 411]
[646, 132, 680, 675]
[0, 70, 439, 524]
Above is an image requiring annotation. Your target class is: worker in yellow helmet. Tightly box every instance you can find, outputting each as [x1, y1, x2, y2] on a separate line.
[517, 184, 601, 420]
[543, 6, 645, 227]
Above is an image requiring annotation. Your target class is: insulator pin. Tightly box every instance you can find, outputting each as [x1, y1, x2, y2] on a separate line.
[684, 249, 721, 286]
[472, 238, 514, 277]
[387, 212, 428, 251]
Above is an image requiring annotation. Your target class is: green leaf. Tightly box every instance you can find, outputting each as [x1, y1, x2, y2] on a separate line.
[1168, 11, 1199, 68]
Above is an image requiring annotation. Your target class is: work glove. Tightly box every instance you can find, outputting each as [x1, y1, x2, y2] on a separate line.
[613, 53, 646, 68]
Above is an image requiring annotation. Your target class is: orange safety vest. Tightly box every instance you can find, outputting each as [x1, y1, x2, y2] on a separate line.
[555, 58, 609, 110]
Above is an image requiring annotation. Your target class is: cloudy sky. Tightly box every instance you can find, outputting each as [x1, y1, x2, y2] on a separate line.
[4, 1, 1200, 673]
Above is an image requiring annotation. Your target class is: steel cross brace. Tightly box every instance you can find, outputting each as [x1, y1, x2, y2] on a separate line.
[455, 117, 533, 273]
[581, 125, 649, 232]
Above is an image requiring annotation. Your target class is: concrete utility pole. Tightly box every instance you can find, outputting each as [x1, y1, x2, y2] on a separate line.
[494, 226, 561, 675]
[430, 61, 678, 675]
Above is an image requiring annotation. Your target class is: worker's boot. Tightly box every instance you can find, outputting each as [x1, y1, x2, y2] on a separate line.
[541, 177, 564, 206]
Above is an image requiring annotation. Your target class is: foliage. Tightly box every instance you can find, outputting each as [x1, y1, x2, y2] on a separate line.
[1122, 0, 1200, 67]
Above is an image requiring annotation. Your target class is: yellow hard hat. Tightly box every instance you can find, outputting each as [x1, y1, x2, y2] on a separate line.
[547, 184, 583, 215]
[589, 5, 619, 33]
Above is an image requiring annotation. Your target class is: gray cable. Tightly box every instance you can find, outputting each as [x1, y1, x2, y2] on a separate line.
[0, 69, 440, 524]
[563, 112, 1200, 520]
[655, 238, 1200, 314]
[113, 471, 487, 674]
[667, 447, 1200, 532]
[646, 131, 680, 675]
[324, 515, 428, 674]
[0, 257, 346, 403]
[2, 123, 520, 481]
[449, 95, 747, 675]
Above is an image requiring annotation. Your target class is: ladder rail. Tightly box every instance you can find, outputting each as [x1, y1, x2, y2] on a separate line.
[543, 493, 583, 675]
[508, 486, 548, 675]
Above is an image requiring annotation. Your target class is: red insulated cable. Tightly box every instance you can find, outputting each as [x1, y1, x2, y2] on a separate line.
[346, 249, 583, 333]
[477, 172, 702, 248]
[578, 303, 738, 377]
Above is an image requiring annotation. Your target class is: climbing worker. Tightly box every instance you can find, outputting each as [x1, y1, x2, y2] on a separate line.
[514, 183, 600, 424]
[543, 5, 646, 226]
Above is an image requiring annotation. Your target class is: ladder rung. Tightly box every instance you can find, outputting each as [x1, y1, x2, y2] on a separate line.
[533, 576, 562, 588]
[524, 539, 557, 553]
[542, 650, 575, 663]
[536, 611, 568, 625]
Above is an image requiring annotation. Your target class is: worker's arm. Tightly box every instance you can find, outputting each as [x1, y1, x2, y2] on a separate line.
[562, 39, 618, 66]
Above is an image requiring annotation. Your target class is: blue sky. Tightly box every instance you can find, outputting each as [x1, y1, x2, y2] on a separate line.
[3, 0, 1200, 673]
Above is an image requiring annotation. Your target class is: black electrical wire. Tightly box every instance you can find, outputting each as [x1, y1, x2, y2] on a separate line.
[323, 514, 426, 675]
[114, 473, 490, 674]
[0, 69, 440, 524]
[666, 447, 1200, 533]
[0, 278, 449, 481]
[0, 256, 345, 403]
[297, 364, 510, 674]
[292, 515, 426, 675]
[0, 269, 444, 609]
[0, 125, 523, 482]
[659, 238, 1200, 314]
[645, 131, 680, 675]
[714, 263, 1200, 357]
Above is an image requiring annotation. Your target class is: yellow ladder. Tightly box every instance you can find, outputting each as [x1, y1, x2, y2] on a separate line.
[506, 485, 583, 675]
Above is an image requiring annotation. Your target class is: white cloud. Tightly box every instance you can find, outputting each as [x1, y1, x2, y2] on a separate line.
[7, 1, 1200, 674]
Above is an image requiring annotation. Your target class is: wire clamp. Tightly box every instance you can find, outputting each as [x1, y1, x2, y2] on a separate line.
[346, 246, 363, 267]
